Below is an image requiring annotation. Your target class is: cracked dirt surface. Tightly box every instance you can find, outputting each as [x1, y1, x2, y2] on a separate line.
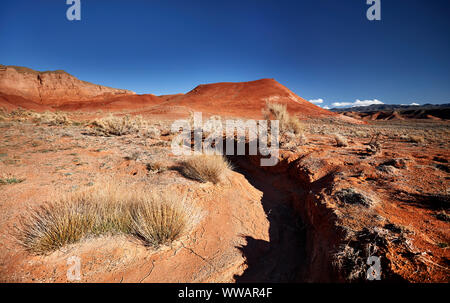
[0, 114, 449, 282]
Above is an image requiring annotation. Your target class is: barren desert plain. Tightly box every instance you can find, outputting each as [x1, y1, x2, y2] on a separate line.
[0, 64, 448, 283]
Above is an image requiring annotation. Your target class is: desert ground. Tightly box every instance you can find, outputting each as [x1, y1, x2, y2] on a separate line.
[0, 65, 448, 282]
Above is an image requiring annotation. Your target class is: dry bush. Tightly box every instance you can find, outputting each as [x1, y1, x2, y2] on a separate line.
[33, 111, 71, 126]
[91, 114, 145, 136]
[7, 109, 71, 125]
[143, 125, 161, 139]
[146, 161, 167, 173]
[17, 182, 201, 254]
[0, 177, 24, 185]
[279, 131, 307, 151]
[9, 108, 35, 121]
[262, 102, 304, 135]
[408, 135, 425, 144]
[0, 108, 7, 121]
[366, 133, 382, 155]
[180, 154, 231, 184]
[335, 188, 376, 208]
[288, 116, 304, 135]
[332, 244, 369, 281]
[334, 134, 348, 147]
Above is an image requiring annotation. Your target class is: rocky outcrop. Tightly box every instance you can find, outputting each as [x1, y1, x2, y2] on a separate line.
[0, 64, 135, 105]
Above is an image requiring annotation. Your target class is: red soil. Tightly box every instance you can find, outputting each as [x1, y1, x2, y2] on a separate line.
[0, 93, 53, 112]
[55, 94, 164, 112]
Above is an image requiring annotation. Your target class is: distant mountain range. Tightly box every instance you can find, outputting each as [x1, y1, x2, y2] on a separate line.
[331, 103, 450, 121]
[330, 103, 450, 113]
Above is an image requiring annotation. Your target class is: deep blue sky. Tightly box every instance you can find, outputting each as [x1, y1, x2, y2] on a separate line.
[1, 0, 449, 107]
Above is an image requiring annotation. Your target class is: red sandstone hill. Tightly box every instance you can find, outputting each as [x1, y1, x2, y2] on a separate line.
[0, 64, 135, 105]
[0, 64, 359, 122]
[162, 79, 335, 119]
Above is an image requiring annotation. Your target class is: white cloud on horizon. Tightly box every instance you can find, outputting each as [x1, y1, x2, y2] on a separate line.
[331, 99, 384, 108]
[309, 98, 324, 104]
[323, 106, 330, 109]
[400, 102, 420, 106]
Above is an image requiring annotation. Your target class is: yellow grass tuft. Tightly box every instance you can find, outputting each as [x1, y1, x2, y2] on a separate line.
[180, 154, 231, 184]
[334, 134, 348, 147]
[262, 102, 304, 134]
[17, 181, 201, 254]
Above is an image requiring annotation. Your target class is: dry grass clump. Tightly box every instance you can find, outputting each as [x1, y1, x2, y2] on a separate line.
[180, 154, 231, 184]
[6, 109, 71, 125]
[0, 177, 25, 185]
[263, 102, 306, 149]
[335, 188, 376, 208]
[131, 191, 197, 247]
[262, 102, 304, 135]
[146, 161, 167, 173]
[91, 114, 145, 136]
[8, 108, 35, 121]
[332, 244, 367, 281]
[143, 125, 161, 139]
[17, 182, 201, 254]
[408, 134, 425, 144]
[32, 111, 71, 126]
[334, 134, 348, 147]
[0, 108, 7, 121]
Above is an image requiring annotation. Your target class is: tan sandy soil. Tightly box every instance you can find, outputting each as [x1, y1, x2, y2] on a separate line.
[0, 114, 448, 282]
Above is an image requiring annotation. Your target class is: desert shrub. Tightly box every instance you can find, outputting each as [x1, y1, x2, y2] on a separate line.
[366, 133, 382, 155]
[288, 116, 304, 135]
[0, 177, 25, 185]
[179, 154, 231, 184]
[124, 152, 141, 161]
[7, 109, 71, 125]
[143, 125, 161, 139]
[0, 108, 7, 121]
[333, 244, 367, 281]
[146, 161, 167, 173]
[334, 134, 348, 147]
[279, 131, 307, 151]
[18, 182, 201, 254]
[332, 227, 398, 281]
[262, 102, 304, 135]
[336, 188, 376, 208]
[91, 114, 145, 136]
[33, 111, 71, 126]
[408, 135, 425, 144]
[9, 108, 36, 122]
